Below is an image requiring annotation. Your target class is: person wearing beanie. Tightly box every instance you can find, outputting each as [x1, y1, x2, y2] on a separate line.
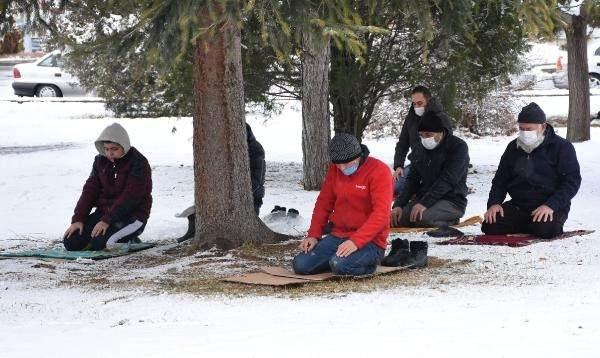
[63, 123, 153, 250]
[293, 133, 393, 276]
[390, 111, 469, 228]
[392, 86, 453, 196]
[482, 102, 581, 239]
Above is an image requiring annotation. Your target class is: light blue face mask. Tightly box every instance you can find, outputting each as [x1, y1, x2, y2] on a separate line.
[342, 163, 359, 176]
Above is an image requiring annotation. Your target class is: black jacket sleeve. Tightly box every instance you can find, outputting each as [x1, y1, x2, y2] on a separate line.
[419, 140, 469, 208]
[487, 145, 513, 209]
[544, 141, 581, 211]
[248, 139, 266, 199]
[393, 113, 411, 170]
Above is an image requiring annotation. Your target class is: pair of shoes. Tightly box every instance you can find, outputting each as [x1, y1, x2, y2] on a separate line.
[271, 205, 287, 213]
[271, 205, 299, 218]
[381, 239, 428, 268]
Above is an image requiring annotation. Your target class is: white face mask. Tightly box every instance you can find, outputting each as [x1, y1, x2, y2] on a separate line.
[421, 136, 439, 150]
[518, 130, 540, 146]
[414, 106, 425, 116]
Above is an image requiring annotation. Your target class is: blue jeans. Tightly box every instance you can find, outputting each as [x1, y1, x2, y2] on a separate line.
[292, 235, 384, 276]
[393, 165, 411, 196]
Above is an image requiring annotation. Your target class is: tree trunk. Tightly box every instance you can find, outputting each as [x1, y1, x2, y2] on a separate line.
[301, 28, 331, 190]
[565, 15, 591, 142]
[192, 12, 284, 250]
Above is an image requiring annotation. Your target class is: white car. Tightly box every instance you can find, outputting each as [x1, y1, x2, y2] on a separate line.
[12, 50, 88, 97]
[553, 44, 600, 89]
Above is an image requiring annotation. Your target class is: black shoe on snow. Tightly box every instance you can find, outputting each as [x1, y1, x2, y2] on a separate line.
[381, 238, 410, 267]
[287, 208, 299, 218]
[426, 226, 464, 238]
[176, 213, 196, 243]
[405, 241, 428, 268]
[271, 205, 287, 214]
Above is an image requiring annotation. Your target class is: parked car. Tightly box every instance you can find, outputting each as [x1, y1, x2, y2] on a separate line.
[11, 50, 89, 97]
[552, 44, 600, 89]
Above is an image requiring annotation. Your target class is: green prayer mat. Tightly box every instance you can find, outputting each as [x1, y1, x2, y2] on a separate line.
[0, 242, 156, 260]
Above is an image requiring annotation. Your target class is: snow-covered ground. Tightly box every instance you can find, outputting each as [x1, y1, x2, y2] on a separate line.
[1, 98, 599, 357]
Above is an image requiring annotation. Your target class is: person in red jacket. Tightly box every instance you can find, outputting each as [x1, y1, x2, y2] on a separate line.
[63, 123, 153, 251]
[293, 133, 393, 276]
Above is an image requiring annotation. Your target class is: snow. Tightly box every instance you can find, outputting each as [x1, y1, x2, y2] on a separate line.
[1, 97, 599, 357]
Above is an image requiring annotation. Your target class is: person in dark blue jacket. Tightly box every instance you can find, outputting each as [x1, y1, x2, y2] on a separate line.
[482, 102, 581, 238]
[390, 111, 469, 228]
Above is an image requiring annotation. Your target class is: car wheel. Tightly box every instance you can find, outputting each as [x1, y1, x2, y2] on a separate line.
[35, 85, 62, 97]
[589, 73, 600, 89]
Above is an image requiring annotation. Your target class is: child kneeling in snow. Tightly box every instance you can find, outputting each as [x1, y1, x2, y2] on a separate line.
[63, 123, 153, 251]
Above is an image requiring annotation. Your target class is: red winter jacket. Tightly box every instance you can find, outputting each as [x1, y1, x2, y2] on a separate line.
[307, 153, 393, 250]
[72, 147, 153, 225]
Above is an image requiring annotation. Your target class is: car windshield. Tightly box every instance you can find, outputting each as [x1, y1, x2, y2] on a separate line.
[595, 47, 600, 56]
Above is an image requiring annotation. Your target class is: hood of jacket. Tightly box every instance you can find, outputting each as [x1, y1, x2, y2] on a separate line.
[95, 122, 131, 156]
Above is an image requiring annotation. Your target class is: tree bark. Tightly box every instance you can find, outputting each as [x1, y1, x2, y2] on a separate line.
[301, 28, 331, 190]
[192, 12, 285, 250]
[565, 14, 591, 142]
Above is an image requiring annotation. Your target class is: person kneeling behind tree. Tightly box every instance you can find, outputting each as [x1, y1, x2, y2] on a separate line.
[390, 111, 469, 229]
[482, 102, 581, 239]
[175, 123, 266, 242]
[63, 123, 153, 251]
[292, 133, 393, 276]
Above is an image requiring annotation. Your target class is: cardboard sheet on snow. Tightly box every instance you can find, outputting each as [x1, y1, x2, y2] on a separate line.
[389, 215, 483, 234]
[222, 265, 411, 286]
[0, 242, 156, 260]
[437, 230, 594, 247]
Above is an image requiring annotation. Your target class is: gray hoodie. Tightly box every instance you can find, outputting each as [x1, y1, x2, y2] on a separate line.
[94, 122, 131, 156]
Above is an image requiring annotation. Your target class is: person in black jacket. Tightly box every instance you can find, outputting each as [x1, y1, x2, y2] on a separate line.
[175, 123, 266, 242]
[390, 111, 469, 228]
[482, 102, 581, 239]
[393, 86, 453, 195]
[246, 123, 266, 213]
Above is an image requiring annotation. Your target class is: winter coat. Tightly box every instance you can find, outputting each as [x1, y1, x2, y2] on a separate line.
[307, 145, 393, 250]
[393, 130, 469, 210]
[247, 124, 266, 201]
[487, 124, 581, 213]
[73, 123, 152, 224]
[393, 97, 453, 170]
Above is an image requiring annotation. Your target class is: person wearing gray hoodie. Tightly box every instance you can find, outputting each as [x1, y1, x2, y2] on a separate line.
[63, 123, 153, 250]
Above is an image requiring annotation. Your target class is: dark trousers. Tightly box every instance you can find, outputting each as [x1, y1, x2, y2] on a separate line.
[397, 199, 465, 228]
[253, 196, 262, 215]
[292, 235, 384, 276]
[481, 202, 567, 239]
[63, 211, 145, 251]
